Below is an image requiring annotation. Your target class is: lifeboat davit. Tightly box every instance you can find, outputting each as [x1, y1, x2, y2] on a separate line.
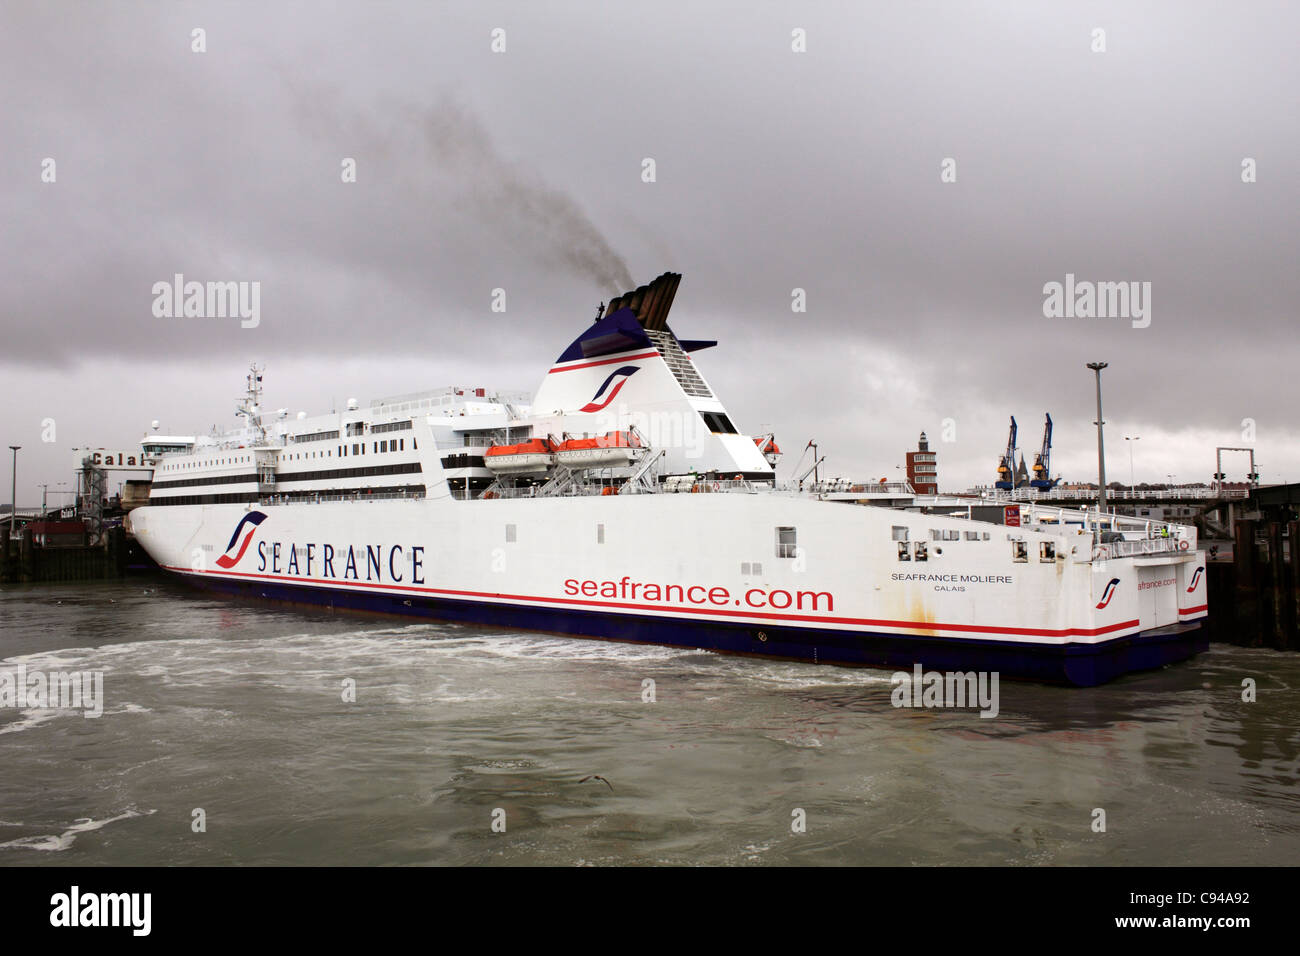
[754, 434, 782, 467]
[554, 431, 644, 470]
[483, 438, 556, 475]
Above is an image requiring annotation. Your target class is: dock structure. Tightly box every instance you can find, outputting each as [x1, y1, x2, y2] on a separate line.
[0, 520, 151, 583]
[1209, 483, 1300, 650]
[989, 484, 1252, 535]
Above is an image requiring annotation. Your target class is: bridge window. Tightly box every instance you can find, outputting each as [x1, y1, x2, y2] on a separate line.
[775, 526, 797, 558]
[913, 542, 928, 561]
[892, 526, 909, 542]
[897, 542, 911, 561]
[1012, 541, 1028, 562]
[1040, 542, 1056, 562]
[701, 412, 738, 434]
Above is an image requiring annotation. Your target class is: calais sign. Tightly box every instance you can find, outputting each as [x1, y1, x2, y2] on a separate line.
[75, 449, 153, 471]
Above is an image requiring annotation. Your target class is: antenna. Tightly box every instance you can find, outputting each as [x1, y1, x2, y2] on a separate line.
[236, 362, 268, 445]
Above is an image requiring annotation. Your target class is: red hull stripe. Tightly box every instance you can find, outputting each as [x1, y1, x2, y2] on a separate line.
[548, 351, 660, 373]
[161, 565, 1141, 639]
[1179, 605, 1208, 614]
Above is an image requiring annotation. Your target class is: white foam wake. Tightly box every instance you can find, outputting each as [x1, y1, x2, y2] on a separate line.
[0, 807, 156, 852]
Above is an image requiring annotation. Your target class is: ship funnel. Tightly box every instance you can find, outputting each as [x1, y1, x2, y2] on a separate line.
[606, 272, 682, 332]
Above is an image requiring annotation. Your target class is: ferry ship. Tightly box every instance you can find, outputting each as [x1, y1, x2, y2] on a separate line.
[127, 273, 1208, 686]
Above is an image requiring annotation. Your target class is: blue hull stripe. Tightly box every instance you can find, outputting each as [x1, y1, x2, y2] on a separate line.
[178, 573, 1208, 687]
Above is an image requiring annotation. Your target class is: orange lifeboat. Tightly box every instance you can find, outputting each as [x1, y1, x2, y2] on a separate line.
[554, 431, 644, 470]
[483, 438, 556, 475]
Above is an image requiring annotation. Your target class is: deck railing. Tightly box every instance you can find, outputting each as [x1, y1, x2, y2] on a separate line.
[1093, 536, 1190, 559]
[988, 486, 1250, 502]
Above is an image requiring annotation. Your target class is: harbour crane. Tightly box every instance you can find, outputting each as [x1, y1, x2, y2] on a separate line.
[1029, 414, 1058, 490]
[994, 417, 1017, 490]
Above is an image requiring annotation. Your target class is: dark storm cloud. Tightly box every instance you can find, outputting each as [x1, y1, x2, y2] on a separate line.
[1, 0, 1297, 491]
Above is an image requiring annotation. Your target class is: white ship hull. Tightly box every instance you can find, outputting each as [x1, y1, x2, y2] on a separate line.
[127, 273, 1208, 685]
[129, 491, 1207, 686]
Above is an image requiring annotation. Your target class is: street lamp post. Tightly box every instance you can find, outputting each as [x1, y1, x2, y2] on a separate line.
[8, 446, 19, 537]
[1086, 364, 1108, 522]
[38, 482, 74, 518]
[1124, 436, 1140, 491]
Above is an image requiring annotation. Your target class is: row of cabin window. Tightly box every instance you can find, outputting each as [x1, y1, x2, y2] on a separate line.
[337, 438, 414, 457]
[892, 526, 991, 543]
[162, 454, 253, 472]
[898, 538, 1056, 562]
[1012, 541, 1057, 562]
[161, 438, 417, 471]
[178, 438, 416, 465]
[337, 419, 415, 439]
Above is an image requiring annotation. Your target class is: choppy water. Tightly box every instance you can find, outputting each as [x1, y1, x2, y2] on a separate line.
[0, 577, 1296, 866]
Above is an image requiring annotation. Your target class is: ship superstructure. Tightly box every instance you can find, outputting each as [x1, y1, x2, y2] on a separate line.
[128, 273, 1208, 686]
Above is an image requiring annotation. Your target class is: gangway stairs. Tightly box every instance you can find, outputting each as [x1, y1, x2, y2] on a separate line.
[536, 464, 582, 498]
[619, 449, 666, 495]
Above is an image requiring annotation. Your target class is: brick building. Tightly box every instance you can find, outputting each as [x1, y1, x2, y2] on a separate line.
[906, 432, 938, 494]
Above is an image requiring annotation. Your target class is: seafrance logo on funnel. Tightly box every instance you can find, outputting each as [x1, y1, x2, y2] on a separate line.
[1095, 578, 1121, 610]
[216, 511, 268, 568]
[579, 366, 639, 412]
[1187, 567, 1204, 592]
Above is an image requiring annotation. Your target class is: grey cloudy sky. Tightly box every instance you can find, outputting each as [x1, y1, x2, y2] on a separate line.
[2, 1, 1297, 500]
